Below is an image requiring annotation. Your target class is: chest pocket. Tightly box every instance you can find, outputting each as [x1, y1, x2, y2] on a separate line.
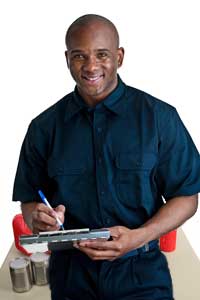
[115, 152, 157, 208]
[47, 159, 86, 206]
[48, 156, 86, 177]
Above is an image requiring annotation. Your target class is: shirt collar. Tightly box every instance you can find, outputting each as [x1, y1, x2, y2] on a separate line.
[64, 75, 127, 122]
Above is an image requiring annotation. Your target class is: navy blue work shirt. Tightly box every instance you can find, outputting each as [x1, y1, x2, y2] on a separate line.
[13, 76, 200, 230]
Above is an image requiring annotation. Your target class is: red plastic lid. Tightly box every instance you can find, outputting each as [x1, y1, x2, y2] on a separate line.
[160, 230, 177, 252]
[12, 214, 33, 255]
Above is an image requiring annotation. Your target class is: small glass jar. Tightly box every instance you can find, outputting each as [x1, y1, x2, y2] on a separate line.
[9, 257, 32, 292]
[30, 252, 50, 285]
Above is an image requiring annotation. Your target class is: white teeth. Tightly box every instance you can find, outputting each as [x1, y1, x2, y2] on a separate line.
[88, 77, 98, 81]
[84, 76, 101, 81]
[90, 77, 98, 80]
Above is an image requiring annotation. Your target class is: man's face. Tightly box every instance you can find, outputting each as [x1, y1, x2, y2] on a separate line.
[65, 22, 124, 105]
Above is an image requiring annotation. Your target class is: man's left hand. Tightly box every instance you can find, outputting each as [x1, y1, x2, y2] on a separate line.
[73, 226, 146, 261]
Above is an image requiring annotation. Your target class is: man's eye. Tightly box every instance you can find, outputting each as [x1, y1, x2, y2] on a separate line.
[97, 52, 108, 59]
[73, 54, 85, 60]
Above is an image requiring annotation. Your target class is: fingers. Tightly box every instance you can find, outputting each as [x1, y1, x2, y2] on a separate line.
[54, 205, 66, 214]
[54, 205, 65, 223]
[74, 244, 118, 261]
[78, 239, 118, 251]
[32, 220, 59, 233]
[31, 203, 64, 233]
[74, 239, 124, 261]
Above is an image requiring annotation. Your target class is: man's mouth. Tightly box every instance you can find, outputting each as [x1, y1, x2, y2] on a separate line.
[82, 74, 104, 84]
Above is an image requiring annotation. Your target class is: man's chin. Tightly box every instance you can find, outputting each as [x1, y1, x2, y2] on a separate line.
[80, 86, 104, 98]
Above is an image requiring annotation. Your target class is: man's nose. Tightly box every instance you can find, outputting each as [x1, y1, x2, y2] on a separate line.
[83, 56, 98, 72]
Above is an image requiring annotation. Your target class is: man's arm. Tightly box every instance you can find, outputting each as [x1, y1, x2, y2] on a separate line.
[21, 202, 65, 233]
[141, 194, 198, 242]
[74, 194, 198, 260]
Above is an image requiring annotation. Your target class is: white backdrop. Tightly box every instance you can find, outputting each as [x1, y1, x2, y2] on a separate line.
[0, 0, 199, 266]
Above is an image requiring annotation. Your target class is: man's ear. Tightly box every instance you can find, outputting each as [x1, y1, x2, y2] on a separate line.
[65, 51, 69, 68]
[117, 47, 125, 68]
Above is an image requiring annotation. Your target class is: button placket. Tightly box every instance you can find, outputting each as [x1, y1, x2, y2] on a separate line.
[93, 112, 109, 226]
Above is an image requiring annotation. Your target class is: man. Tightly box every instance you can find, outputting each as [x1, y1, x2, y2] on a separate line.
[13, 14, 200, 300]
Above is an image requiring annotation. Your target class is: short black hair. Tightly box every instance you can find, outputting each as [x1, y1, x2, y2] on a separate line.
[65, 14, 119, 49]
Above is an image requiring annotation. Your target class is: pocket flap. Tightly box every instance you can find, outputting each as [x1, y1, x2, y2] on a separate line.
[116, 152, 157, 170]
[48, 159, 86, 177]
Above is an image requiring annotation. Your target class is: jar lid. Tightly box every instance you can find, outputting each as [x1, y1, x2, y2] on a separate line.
[30, 252, 50, 263]
[9, 257, 29, 269]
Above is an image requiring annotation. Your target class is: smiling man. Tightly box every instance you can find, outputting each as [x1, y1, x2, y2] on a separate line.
[13, 14, 200, 300]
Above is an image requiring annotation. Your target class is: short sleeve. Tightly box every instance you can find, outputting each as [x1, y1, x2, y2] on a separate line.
[12, 120, 51, 203]
[155, 107, 200, 200]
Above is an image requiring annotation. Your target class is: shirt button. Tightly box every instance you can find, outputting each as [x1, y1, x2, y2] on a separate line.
[98, 157, 102, 163]
[97, 127, 102, 133]
[105, 218, 111, 225]
[100, 191, 105, 196]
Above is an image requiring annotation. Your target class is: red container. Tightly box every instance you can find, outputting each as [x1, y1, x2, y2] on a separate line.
[12, 214, 33, 255]
[160, 230, 177, 252]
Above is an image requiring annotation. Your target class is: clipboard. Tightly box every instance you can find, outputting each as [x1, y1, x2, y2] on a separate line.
[19, 228, 110, 252]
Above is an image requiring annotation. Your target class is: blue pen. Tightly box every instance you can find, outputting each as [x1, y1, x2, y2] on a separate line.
[38, 190, 65, 230]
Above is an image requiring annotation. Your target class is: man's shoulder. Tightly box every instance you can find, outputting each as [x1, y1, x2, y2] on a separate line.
[126, 85, 176, 114]
[31, 92, 73, 127]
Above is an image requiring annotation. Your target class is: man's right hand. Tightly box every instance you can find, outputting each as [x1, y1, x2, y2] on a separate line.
[21, 202, 65, 233]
